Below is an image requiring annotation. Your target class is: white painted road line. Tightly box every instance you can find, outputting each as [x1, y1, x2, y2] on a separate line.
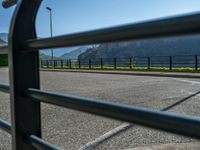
[79, 78, 200, 150]
[79, 123, 133, 150]
[173, 78, 200, 85]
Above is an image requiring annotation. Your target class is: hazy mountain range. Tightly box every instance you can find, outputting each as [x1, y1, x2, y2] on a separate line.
[3, 32, 200, 61]
[0, 33, 7, 46]
[59, 47, 88, 59]
[0, 33, 88, 59]
[39, 47, 88, 60]
[0, 39, 4, 45]
[79, 35, 200, 60]
[0, 33, 8, 43]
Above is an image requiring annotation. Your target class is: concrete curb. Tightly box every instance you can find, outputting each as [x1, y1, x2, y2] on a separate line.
[40, 69, 200, 79]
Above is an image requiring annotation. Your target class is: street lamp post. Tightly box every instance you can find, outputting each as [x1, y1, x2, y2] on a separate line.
[46, 7, 54, 63]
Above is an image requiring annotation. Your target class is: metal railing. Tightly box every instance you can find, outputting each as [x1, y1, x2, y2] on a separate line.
[1, 0, 200, 149]
[41, 55, 200, 71]
[0, 45, 8, 54]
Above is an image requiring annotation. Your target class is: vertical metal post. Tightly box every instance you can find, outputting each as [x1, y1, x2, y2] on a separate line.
[147, 57, 150, 69]
[69, 59, 72, 69]
[46, 7, 54, 63]
[47, 60, 49, 68]
[89, 59, 91, 69]
[54, 60, 56, 68]
[169, 56, 172, 70]
[66, 59, 69, 67]
[114, 58, 117, 69]
[195, 55, 198, 71]
[51, 60, 53, 67]
[61, 60, 63, 68]
[129, 57, 132, 69]
[40, 59, 43, 68]
[9, 0, 42, 149]
[78, 59, 81, 69]
[100, 58, 103, 69]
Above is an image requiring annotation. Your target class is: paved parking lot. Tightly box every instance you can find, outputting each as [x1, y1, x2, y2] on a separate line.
[0, 68, 200, 149]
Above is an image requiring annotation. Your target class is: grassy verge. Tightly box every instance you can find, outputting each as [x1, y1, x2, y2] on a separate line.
[41, 65, 200, 72]
[0, 54, 8, 67]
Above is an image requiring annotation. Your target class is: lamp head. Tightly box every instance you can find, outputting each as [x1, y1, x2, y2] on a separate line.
[46, 7, 51, 11]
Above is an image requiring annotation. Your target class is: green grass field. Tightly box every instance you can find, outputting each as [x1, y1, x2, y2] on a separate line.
[0, 54, 8, 67]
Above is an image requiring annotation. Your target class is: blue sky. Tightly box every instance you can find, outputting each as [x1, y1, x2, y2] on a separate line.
[1, 0, 200, 38]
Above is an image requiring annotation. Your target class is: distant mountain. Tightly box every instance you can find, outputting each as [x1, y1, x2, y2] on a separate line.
[0, 39, 5, 45]
[0, 33, 88, 59]
[0, 33, 87, 58]
[39, 52, 52, 60]
[60, 46, 88, 59]
[40, 46, 89, 60]
[79, 35, 200, 60]
[41, 47, 78, 57]
[0, 33, 7, 46]
[0, 33, 8, 42]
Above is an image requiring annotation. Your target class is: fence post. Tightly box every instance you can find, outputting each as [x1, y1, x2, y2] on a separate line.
[100, 58, 103, 69]
[129, 57, 132, 69]
[9, 0, 42, 149]
[42, 60, 43, 68]
[46, 60, 49, 68]
[89, 59, 92, 69]
[66, 59, 68, 67]
[53, 60, 56, 68]
[169, 56, 172, 70]
[78, 59, 81, 69]
[195, 55, 198, 71]
[114, 58, 117, 69]
[52, 60, 54, 68]
[69, 59, 72, 69]
[147, 57, 150, 69]
[61, 60, 63, 68]
[40, 59, 43, 68]
[49, 60, 51, 67]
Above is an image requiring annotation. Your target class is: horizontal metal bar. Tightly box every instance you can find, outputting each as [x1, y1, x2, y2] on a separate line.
[25, 88, 200, 139]
[24, 12, 200, 50]
[29, 135, 60, 150]
[0, 45, 8, 54]
[2, 0, 17, 8]
[0, 118, 59, 149]
[0, 118, 11, 134]
[0, 119, 60, 149]
[0, 83, 10, 93]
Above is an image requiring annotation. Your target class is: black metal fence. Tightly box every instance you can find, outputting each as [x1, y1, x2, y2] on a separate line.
[1, 0, 200, 149]
[41, 55, 200, 71]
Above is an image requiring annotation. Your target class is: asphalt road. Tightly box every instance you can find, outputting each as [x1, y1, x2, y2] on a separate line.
[0, 68, 200, 149]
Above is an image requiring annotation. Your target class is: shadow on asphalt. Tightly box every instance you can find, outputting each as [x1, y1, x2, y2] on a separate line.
[162, 91, 200, 111]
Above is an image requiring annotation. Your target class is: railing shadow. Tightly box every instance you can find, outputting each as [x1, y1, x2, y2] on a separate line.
[162, 90, 200, 111]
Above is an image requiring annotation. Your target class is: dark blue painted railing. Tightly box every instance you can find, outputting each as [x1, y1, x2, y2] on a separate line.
[1, 0, 200, 149]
